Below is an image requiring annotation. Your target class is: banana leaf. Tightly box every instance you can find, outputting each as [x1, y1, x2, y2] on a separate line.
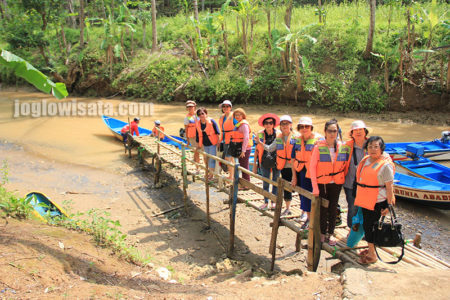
[0, 49, 68, 100]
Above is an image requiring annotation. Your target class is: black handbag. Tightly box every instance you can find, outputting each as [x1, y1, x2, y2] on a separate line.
[228, 142, 242, 158]
[372, 205, 405, 264]
[261, 150, 277, 169]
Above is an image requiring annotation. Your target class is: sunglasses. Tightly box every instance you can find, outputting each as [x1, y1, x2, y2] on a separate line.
[222, 105, 231, 108]
[263, 121, 274, 125]
[280, 122, 291, 126]
[326, 129, 338, 133]
[198, 113, 206, 116]
[298, 125, 311, 129]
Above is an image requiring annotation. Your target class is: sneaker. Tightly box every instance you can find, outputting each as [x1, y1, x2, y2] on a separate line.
[270, 203, 276, 210]
[300, 219, 309, 230]
[259, 203, 269, 211]
[299, 211, 308, 222]
[328, 235, 337, 246]
[281, 209, 292, 217]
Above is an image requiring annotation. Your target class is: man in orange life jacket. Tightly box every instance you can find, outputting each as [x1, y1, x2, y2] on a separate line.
[151, 120, 165, 140]
[120, 117, 140, 143]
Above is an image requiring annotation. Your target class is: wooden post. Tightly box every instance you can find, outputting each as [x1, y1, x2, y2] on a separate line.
[269, 177, 284, 271]
[228, 162, 240, 257]
[181, 145, 188, 213]
[295, 233, 301, 252]
[307, 195, 322, 271]
[204, 154, 210, 228]
[154, 154, 161, 185]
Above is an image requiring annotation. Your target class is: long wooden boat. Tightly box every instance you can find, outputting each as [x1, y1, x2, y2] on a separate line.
[386, 135, 450, 161]
[26, 192, 68, 222]
[102, 115, 185, 149]
[394, 173, 450, 209]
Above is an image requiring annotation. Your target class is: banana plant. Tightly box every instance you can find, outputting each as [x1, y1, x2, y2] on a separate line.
[0, 49, 68, 99]
[201, 13, 224, 71]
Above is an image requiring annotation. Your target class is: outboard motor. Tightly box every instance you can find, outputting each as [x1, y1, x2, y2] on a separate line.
[441, 131, 450, 143]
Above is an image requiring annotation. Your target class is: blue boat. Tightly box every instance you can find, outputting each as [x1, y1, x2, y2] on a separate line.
[102, 115, 186, 149]
[26, 192, 68, 222]
[395, 157, 450, 184]
[394, 173, 450, 209]
[385, 132, 450, 160]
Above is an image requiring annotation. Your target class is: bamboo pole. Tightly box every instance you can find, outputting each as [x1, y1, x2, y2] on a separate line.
[228, 163, 240, 257]
[307, 196, 321, 271]
[270, 177, 284, 271]
[204, 153, 210, 228]
[181, 145, 188, 213]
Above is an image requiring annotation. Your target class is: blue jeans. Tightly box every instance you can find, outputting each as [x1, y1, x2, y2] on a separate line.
[297, 168, 312, 212]
[344, 187, 358, 228]
[203, 145, 216, 169]
[261, 167, 280, 203]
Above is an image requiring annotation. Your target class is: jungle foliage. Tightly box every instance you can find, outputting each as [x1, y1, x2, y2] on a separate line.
[0, 0, 448, 112]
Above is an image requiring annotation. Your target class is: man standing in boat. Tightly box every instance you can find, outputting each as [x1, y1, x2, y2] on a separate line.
[120, 117, 140, 143]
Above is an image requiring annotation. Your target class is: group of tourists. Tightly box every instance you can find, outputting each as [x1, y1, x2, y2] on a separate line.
[176, 99, 397, 265]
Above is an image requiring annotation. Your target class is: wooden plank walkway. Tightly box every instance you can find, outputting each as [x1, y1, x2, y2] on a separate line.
[132, 134, 449, 271]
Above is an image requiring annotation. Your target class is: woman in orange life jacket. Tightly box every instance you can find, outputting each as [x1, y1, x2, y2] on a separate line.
[184, 100, 200, 173]
[218, 100, 236, 178]
[151, 120, 165, 140]
[276, 115, 298, 216]
[230, 108, 252, 186]
[291, 117, 322, 227]
[354, 136, 395, 265]
[310, 119, 348, 246]
[253, 113, 281, 210]
[195, 107, 220, 180]
[342, 120, 370, 229]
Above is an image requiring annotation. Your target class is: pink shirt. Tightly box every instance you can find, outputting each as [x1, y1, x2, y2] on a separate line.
[237, 123, 251, 151]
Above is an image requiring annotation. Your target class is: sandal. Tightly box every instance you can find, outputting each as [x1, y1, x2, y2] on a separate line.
[270, 203, 276, 210]
[357, 256, 377, 265]
[281, 209, 292, 217]
[259, 203, 269, 211]
[358, 249, 369, 257]
[328, 235, 337, 246]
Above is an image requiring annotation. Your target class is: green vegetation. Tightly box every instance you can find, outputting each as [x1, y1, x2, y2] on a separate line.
[0, 0, 448, 112]
[0, 161, 151, 266]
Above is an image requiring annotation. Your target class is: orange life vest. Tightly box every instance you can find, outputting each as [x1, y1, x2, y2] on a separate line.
[354, 155, 395, 210]
[276, 132, 297, 170]
[231, 120, 253, 146]
[185, 114, 197, 138]
[219, 113, 235, 144]
[256, 129, 279, 164]
[196, 117, 219, 147]
[152, 126, 165, 139]
[313, 140, 349, 184]
[293, 133, 322, 177]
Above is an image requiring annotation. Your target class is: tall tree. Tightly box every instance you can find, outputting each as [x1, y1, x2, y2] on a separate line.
[79, 0, 85, 49]
[363, 0, 376, 59]
[67, 0, 77, 27]
[151, 0, 158, 52]
[193, 0, 201, 38]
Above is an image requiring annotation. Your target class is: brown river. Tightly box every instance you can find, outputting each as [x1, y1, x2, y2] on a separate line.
[0, 89, 449, 260]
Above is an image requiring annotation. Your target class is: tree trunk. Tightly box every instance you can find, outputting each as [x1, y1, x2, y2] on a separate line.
[384, 62, 389, 94]
[189, 36, 198, 60]
[294, 47, 302, 100]
[422, 29, 433, 73]
[447, 55, 450, 92]
[1, 0, 9, 19]
[100, 0, 107, 19]
[406, 8, 411, 52]
[151, 0, 158, 53]
[214, 55, 219, 71]
[440, 55, 444, 91]
[193, 0, 201, 39]
[399, 38, 404, 101]
[142, 21, 147, 48]
[318, 0, 322, 23]
[241, 18, 247, 56]
[67, 0, 76, 28]
[222, 23, 229, 63]
[41, 11, 47, 31]
[236, 15, 240, 40]
[267, 9, 272, 58]
[284, 0, 293, 30]
[363, 0, 376, 59]
[79, 0, 85, 49]
[201, 0, 205, 11]
[38, 45, 50, 66]
[61, 24, 69, 60]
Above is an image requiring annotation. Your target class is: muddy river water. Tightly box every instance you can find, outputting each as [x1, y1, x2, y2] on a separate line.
[0, 89, 449, 261]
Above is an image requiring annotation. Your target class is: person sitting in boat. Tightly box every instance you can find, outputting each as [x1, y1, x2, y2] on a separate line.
[120, 117, 140, 143]
[151, 120, 165, 140]
[342, 120, 370, 229]
[195, 107, 220, 181]
[354, 136, 395, 265]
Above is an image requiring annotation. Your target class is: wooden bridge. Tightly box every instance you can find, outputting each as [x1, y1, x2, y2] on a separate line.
[127, 131, 449, 272]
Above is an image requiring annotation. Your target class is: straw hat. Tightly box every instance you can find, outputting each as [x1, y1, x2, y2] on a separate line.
[258, 113, 280, 127]
[233, 108, 247, 119]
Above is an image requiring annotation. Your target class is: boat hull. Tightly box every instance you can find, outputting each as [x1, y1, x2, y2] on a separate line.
[26, 192, 68, 222]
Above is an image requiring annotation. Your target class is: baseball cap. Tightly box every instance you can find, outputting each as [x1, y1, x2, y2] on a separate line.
[154, 120, 161, 125]
[186, 100, 196, 107]
[297, 116, 313, 126]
